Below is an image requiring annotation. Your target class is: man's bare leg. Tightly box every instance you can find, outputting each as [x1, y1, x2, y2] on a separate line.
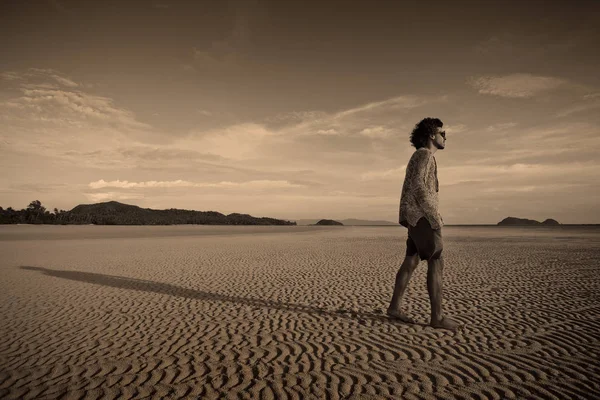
[387, 254, 420, 323]
[427, 255, 459, 330]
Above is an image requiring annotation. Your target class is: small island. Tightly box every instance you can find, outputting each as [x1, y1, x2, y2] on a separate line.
[294, 218, 396, 226]
[497, 217, 561, 226]
[314, 219, 344, 226]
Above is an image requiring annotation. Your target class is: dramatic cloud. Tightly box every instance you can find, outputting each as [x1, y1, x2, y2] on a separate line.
[282, 94, 447, 140]
[0, 72, 147, 132]
[2, 61, 598, 222]
[0, 69, 166, 163]
[467, 73, 566, 98]
[8, 87, 150, 129]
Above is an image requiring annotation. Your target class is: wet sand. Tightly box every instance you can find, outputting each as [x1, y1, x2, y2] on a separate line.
[1, 225, 599, 399]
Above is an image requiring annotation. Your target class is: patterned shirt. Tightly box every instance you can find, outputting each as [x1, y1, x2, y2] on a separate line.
[398, 147, 443, 229]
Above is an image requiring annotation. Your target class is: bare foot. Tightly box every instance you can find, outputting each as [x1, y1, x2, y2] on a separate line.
[430, 316, 461, 331]
[386, 308, 415, 324]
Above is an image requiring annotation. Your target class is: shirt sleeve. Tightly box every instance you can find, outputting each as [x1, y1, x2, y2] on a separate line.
[411, 150, 442, 229]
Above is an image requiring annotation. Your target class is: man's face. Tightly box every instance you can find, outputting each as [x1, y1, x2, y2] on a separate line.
[433, 127, 446, 149]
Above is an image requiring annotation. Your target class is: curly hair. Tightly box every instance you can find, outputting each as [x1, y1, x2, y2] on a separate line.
[410, 117, 443, 149]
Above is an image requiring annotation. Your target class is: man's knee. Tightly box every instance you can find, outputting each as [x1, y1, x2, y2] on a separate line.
[427, 251, 444, 266]
[420, 245, 443, 262]
[430, 248, 443, 260]
[403, 254, 420, 270]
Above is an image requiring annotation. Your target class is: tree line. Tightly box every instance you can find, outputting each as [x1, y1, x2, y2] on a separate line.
[0, 200, 296, 225]
[0, 200, 69, 224]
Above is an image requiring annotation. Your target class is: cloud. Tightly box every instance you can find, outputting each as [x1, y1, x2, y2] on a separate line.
[55, 145, 244, 173]
[30, 68, 79, 87]
[487, 122, 599, 152]
[0, 71, 22, 81]
[282, 94, 446, 138]
[89, 179, 304, 190]
[317, 128, 339, 135]
[486, 122, 518, 132]
[441, 180, 485, 188]
[170, 93, 447, 175]
[360, 166, 406, 181]
[180, 63, 195, 72]
[467, 73, 566, 98]
[445, 124, 467, 134]
[116, 146, 225, 162]
[556, 94, 600, 117]
[181, 123, 277, 160]
[0, 72, 150, 133]
[90, 179, 195, 189]
[441, 160, 599, 188]
[360, 126, 394, 138]
[0, 68, 165, 162]
[333, 95, 437, 119]
[16, 88, 150, 129]
[84, 192, 145, 202]
[2, 68, 78, 88]
[247, 95, 442, 156]
[8, 183, 68, 193]
[480, 183, 586, 194]
[265, 110, 328, 125]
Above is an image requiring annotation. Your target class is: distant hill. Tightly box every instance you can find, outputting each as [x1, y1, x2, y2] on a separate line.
[541, 218, 560, 226]
[314, 219, 343, 226]
[498, 217, 560, 226]
[1, 200, 296, 225]
[295, 218, 396, 226]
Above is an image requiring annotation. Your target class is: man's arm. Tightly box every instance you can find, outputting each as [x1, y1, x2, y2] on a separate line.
[411, 151, 442, 229]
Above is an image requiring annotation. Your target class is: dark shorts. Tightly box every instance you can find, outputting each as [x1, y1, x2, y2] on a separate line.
[405, 217, 443, 261]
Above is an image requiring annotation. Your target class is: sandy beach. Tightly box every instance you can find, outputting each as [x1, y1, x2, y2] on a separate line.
[1, 225, 599, 399]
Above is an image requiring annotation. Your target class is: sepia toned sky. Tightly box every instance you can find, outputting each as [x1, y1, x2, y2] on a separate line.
[1, 0, 599, 224]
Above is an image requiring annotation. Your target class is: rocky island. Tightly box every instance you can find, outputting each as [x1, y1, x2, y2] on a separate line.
[497, 217, 560, 226]
[314, 219, 344, 226]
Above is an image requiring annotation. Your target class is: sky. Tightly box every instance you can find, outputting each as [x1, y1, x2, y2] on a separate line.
[1, 0, 599, 224]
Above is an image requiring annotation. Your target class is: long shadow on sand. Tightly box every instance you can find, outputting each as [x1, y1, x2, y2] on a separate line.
[20, 266, 418, 326]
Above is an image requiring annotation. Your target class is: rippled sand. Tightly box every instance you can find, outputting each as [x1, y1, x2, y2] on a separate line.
[1, 225, 599, 399]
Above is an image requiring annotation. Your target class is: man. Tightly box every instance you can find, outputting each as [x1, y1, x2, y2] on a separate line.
[387, 117, 459, 331]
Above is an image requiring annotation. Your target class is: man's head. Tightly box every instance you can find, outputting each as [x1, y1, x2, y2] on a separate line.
[410, 117, 446, 150]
